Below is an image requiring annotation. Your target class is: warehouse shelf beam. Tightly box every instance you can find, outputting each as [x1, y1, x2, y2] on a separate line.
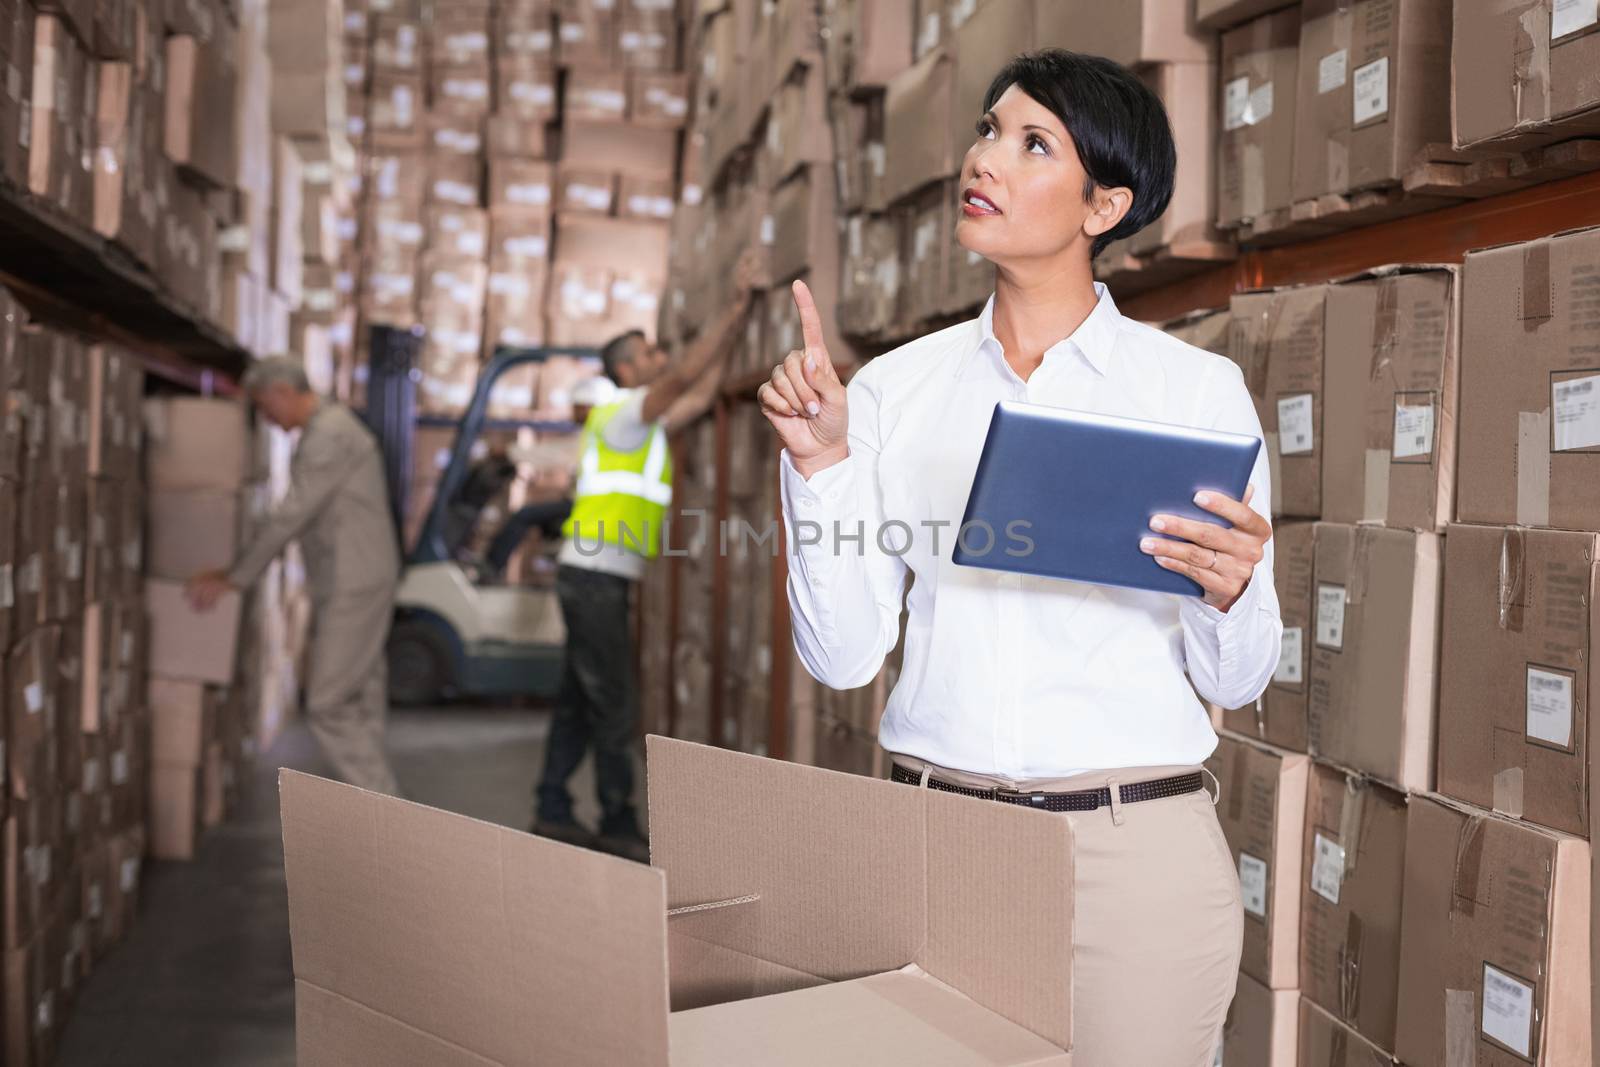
[0, 179, 252, 385]
[1120, 168, 1600, 324]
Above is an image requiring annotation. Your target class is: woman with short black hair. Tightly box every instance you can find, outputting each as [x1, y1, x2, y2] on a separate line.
[759, 50, 1278, 1065]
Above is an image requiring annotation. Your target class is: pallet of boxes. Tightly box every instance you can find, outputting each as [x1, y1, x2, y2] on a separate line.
[141, 396, 264, 863]
[1, 293, 152, 1064]
[1201, 235, 1594, 1063]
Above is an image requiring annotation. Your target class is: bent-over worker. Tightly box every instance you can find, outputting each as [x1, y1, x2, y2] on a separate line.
[187, 357, 403, 796]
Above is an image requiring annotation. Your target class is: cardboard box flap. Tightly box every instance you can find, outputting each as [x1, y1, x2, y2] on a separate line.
[648, 734, 936, 986]
[646, 737, 1073, 1050]
[294, 979, 498, 1067]
[280, 770, 672, 1066]
[668, 966, 1069, 1066]
[1329, 262, 1459, 286]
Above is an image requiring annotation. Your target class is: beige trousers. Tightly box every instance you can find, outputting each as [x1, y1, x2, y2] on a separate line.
[892, 757, 1244, 1067]
[305, 592, 401, 796]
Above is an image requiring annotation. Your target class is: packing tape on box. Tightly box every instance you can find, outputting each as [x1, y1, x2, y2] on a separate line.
[1363, 449, 1391, 524]
[1514, 410, 1551, 527]
[1325, 137, 1349, 196]
[1521, 242, 1552, 320]
[1241, 142, 1267, 221]
[1497, 526, 1527, 631]
[1512, 6, 1552, 127]
[1348, 527, 1374, 606]
[1450, 813, 1486, 918]
[1327, 1024, 1348, 1067]
[1337, 775, 1366, 881]
[1493, 765, 1525, 818]
[1444, 988, 1477, 1067]
[1339, 911, 1364, 1021]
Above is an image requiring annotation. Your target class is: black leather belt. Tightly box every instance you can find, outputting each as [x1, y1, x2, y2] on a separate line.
[890, 764, 1206, 813]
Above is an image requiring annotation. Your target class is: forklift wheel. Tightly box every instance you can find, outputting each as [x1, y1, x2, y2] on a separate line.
[388, 617, 454, 706]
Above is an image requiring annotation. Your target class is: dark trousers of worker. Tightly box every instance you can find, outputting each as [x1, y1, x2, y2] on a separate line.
[536, 564, 638, 831]
[306, 590, 401, 796]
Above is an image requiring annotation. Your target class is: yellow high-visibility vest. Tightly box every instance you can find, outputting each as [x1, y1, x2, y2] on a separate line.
[560, 395, 674, 559]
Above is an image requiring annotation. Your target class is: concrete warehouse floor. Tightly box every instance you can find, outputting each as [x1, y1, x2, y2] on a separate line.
[57, 705, 629, 1067]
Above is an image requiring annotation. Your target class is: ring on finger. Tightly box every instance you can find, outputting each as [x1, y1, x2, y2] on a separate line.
[1206, 548, 1219, 570]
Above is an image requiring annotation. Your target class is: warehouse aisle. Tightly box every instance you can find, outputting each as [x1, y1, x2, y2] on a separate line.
[55, 706, 612, 1067]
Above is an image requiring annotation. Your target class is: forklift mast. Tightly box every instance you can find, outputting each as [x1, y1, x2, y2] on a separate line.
[360, 324, 425, 542]
[413, 344, 600, 563]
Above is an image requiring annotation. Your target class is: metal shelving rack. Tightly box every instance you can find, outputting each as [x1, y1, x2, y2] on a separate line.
[0, 177, 251, 390]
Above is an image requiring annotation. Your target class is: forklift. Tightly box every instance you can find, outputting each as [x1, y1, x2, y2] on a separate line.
[363, 326, 601, 704]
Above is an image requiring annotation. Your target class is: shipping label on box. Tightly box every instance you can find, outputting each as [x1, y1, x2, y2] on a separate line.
[1223, 521, 1314, 751]
[1453, 0, 1600, 150]
[566, 69, 627, 123]
[1298, 765, 1407, 1050]
[1228, 285, 1329, 519]
[1395, 794, 1591, 1067]
[1307, 523, 1440, 791]
[1217, 8, 1299, 225]
[1321, 268, 1458, 531]
[370, 15, 422, 73]
[1459, 228, 1600, 530]
[1206, 732, 1309, 989]
[1293, 0, 1451, 202]
[1437, 524, 1599, 838]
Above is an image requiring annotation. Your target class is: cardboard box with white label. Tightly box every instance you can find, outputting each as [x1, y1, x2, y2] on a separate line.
[1205, 731, 1309, 989]
[1292, 0, 1452, 203]
[1217, 972, 1298, 1067]
[1436, 523, 1598, 838]
[1217, 7, 1299, 226]
[1395, 793, 1590, 1067]
[1228, 284, 1331, 519]
[281, 737, 1075, 1066]
[1298, 764, 1407, 1050]
[1320, 266, 1458, 531]
[1457, 227, 1600, 531]
[1306, 523, 1440, 791]
[1223, 521, 1314, 751]
[1452, 0, 1600, 151]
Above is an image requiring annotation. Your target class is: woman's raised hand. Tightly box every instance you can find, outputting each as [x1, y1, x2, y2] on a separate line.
[757, 280, 850, 476]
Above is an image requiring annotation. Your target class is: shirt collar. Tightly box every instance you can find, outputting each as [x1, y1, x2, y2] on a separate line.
[962, 282, 1123, 380]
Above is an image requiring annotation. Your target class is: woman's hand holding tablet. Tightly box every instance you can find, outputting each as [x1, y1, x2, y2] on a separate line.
[1140, 485, 1272, 613]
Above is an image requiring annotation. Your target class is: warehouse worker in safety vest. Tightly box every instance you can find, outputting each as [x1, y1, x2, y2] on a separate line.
[186, 357, 403, 797]
[534, 252, 762, 861]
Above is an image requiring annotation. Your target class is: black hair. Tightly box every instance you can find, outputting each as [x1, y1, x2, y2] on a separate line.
[599, 329, 647, 384]
[981, 50, 1176, 258]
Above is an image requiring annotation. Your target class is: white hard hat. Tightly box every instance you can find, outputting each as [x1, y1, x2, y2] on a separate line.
[571, 376, 618, 408]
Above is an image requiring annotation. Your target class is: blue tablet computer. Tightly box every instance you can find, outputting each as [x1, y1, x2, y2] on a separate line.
[952, 401, 1263, 597]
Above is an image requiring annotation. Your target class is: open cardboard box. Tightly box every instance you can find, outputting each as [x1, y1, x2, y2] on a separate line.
[281, 737, 1074, 1065]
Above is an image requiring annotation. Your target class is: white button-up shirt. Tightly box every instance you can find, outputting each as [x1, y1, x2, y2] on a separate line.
[779, 285, 1281, 779]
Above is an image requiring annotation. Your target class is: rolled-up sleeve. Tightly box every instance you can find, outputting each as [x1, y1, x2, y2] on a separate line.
[779, 370, 908, 690]
[1181, 361, 1283, 709]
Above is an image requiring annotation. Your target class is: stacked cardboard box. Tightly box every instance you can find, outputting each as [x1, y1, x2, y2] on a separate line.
[1, 290, 150, 1066]
[335, 0, 685, 421]
[141, 396, 302, 858]
[1207, 263, 1464, 1061]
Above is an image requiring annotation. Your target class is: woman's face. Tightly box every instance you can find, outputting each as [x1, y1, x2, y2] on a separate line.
[955, 84, 1123, 266]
